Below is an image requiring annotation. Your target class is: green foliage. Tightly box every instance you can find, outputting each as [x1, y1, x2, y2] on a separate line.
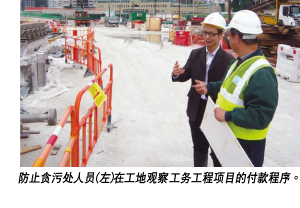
[231, 0, 253, 12]
[240, 0, 252, 10]
[64, 5, 73, 8]
[231, 0, 240, 12]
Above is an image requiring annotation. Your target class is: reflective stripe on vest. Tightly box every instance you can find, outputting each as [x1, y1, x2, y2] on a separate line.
[216, 56, 275, 140]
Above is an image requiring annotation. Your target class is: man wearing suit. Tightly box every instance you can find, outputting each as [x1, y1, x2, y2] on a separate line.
[172, 13, 235, 167]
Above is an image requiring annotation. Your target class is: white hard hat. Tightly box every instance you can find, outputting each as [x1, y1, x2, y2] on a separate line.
[202, 12, 226, 31]
[227, 10, 263, 38]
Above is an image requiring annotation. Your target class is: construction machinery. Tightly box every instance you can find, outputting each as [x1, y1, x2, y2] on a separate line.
[74, 0, 92, 26]
[244, 0, 300, 58]
[249, 0, 300, 28]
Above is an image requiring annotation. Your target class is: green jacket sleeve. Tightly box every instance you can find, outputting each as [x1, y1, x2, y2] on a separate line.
[230, 67, 278, 130]
[207, 60, 235, 98]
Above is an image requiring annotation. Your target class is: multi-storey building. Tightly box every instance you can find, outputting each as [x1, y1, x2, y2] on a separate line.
[47, 0, 96, 8]
[22, 0, 49, 7]
[95, 0, 228, 16]
[71, 0, 96, 8]
[22, 0, 37, 7]
[47, 0, 72, 8]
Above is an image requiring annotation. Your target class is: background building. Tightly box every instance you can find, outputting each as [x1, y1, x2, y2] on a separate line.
[71, 0, 96, 8]
[22, 0, 50, 7]
[95, 0, 228, 16]
[22, 0, 37, 7]
[48, 0, 72, 8]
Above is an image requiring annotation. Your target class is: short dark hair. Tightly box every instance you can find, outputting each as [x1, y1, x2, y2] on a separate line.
[230, 28, 258, 45]
[217, 28, 223, 35]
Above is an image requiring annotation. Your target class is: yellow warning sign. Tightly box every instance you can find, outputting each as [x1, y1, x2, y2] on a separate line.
[88, 83, 107, 108]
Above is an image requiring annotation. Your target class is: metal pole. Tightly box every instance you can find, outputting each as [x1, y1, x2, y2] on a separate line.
[154, 0, 156, 16]
[169, 0, 171, 13]
[186, 0, 187, 16]
[109, 0, 111, 17]
[179, 0, 181, 20]
[119, 0, 121, 21]
[193, 0, 194, 16]
[228, 0, 231, 21]
[132, 1, 134, 13]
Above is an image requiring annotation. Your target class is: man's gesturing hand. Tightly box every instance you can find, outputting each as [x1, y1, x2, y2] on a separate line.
[192, 79, 207, 95]
[173, 61, 185, 76]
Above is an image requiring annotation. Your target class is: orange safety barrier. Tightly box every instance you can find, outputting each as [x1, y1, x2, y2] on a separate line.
[64, 27, 101, 76]
[169, 25, 175, 42]
[64, 27, 93, 38]
[32, 106, 76, 167]
[65, 37, 89, 66]
[174, 30, 191, 46]
[33, 64, 113, 167]
[33, 26, 113, 167]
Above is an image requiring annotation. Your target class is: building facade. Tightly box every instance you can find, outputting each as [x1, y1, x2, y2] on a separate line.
[48, 0, 72, 8]
[95, 0, 228, 16]
[22, 0, 37, 7]
[71, 0, 96, 8]
[46, 0, 95, 8]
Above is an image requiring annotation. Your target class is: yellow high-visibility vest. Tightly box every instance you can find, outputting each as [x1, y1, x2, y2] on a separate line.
[216, 56, 276, 140]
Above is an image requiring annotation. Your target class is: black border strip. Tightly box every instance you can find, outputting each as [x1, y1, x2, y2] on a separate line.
[18, 171, 298, 184]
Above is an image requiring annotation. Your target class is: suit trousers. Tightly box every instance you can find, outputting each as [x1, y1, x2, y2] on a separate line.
[188, 99, 209, 153]
[189, 98, 222, 166]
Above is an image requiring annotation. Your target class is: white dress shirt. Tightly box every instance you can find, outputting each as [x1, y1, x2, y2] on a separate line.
[172, 45, 221, 100]
[201, 45, 220, 100]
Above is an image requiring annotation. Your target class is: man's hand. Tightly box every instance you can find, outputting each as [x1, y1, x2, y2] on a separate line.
[214, 107, 226, 122]
[192, 79, 207, 95]
[173, 61, 185, 76]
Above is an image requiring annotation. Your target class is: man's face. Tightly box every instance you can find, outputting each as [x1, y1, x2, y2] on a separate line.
[224, 28, 236, 51]
[203, 24, 221, 48]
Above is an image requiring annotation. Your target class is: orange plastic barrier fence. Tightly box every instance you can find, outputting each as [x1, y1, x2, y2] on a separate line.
[64, 27, 91, 37]
[33, 64, 113, 167]
[32, 106, 76, 167]
[64, 27, 100, 76]
[33, 26, 113, 167]
[169, 26, 175, 42]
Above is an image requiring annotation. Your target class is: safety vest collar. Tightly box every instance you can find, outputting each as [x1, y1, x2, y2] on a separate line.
[220, 56, 271, 107]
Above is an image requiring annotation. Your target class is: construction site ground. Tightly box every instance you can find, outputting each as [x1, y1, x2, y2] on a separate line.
[19, 25, 300, 167]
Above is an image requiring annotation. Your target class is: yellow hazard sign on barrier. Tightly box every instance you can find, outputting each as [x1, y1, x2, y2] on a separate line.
[89, 83, 107, 108]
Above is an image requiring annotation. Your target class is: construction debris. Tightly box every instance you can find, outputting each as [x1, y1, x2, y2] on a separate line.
[51, 145, 62, 155]
[20, 109, 57, 126]
[20, 22, 48, 42]
[21, 145, 42, 155]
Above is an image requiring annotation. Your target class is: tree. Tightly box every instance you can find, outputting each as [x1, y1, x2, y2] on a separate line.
[240, 0, 252, 10]
[231, 0, 240, 12]
[231, 0, 253, 12]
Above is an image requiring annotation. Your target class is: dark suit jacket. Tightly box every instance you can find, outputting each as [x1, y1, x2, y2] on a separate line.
[172, 46, 235, 122]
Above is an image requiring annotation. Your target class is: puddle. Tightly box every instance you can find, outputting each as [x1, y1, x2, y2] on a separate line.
[107, 34, 170, 47]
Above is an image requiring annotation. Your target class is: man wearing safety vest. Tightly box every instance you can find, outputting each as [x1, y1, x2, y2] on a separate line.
[172, 13, 235, 167]
[194, 10, 279, 167]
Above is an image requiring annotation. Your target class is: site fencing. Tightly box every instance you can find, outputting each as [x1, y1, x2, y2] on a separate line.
[64, 27, 101, 76]
[276, 44, 300, 83]
[21, 12, 62, 20]
[33, 27, 113, 167]
[33, 65, 113, 167]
